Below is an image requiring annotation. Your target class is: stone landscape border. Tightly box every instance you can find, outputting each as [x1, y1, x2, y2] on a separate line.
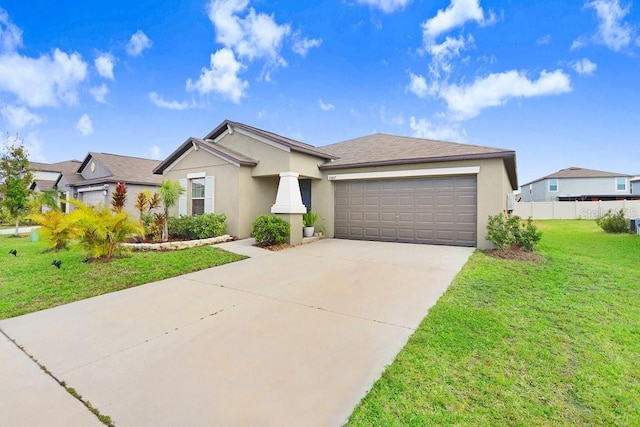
[121, 235, 234, 251]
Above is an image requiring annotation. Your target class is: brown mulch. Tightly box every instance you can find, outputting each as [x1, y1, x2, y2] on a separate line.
[482, 247, 544, 263]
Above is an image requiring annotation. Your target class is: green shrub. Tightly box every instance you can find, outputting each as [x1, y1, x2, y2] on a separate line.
[486, 212, 541, 252]
[596, 209, 628, 233]
[252, 214, 290, 246]
[168, 213, 227, 240]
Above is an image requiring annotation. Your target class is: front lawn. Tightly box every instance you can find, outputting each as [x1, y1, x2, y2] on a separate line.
[348, 220, 640, 426]
[0, 234, 245, 319]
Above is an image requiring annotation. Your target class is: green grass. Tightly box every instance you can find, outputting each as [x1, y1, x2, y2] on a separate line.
[348, 220, 640, 426]
[0, 234, 245, 319]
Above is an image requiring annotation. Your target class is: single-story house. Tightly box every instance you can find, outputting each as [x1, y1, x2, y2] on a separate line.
[520, 167, 639, 202]
[55, 152, 163, 215]
[153, 120, 518, 249]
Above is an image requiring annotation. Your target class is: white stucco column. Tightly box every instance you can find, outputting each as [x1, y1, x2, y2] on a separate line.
[271, 172, 307, 214]
[271, 172, 305, 245]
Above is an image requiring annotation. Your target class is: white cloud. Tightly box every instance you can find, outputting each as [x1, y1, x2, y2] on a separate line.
[319, 99, 335, 111]
[356, 0, 412, 13]
[0, 104, 42, 128]
[0, 48, 88, 107]
[76, 113, 93, 136]
[149, 92, 193, 110]
[537, 34, 551, 45]
[439, 69, 572, 120]
[126, 30, 152, 57]
[571, 58, 598, 76]
[186, 48, 248, 103]
[570, 38, 587, 50]
[147, 145, 161, 160]
[94, 52, 115, 79]
[89, 84, 109, 103]
[292, 35, 322, 57]
[0, 8, 23, 52]
[422, 0, 495, 42]
[208, 0, 290, 65]
[409, 116, 466, 142]
[407, 72, 429, 98]
[427, 34, 474, 76]
[586, 0, 634, 51]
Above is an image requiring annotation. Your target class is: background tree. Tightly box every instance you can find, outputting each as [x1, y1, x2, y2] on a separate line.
[0, 136, 33, 236]
[158, 180, 184, 242]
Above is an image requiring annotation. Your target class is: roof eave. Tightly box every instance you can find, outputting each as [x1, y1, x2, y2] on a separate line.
[320, 151, 518, 190]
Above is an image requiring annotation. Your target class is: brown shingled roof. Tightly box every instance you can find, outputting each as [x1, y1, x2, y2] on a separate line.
[321, 133, 513, 168]
[79, 153, 162, 186]
[544, 167, 631, 179]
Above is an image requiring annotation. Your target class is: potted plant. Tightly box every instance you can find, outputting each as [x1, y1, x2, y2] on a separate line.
[302, 211, 320, 238]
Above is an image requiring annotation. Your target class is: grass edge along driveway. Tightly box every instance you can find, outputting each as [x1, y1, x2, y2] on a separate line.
[348, 220, 640, 426]
[0, 234, 245, 320]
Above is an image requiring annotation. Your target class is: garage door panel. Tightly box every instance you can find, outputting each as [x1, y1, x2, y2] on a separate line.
[334, 176, 477, 246]
[398, 212, 415, 222]
[381, 228, 397, 238]
[364, 212, 379, 221]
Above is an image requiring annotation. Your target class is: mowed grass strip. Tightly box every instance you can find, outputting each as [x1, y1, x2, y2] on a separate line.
[348, 220, 640, 426]
[0, 234, 245, 319]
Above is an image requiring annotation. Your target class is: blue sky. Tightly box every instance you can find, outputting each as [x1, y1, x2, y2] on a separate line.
[0, 0, 639, 185]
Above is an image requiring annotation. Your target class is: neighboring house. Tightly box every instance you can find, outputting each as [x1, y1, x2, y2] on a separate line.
[56, 152, 162, 214]
[154, 120, 518, 249]
[29, 160, 82, 212]
[520, 167, 639, 202]
[631, 176, 640, 195]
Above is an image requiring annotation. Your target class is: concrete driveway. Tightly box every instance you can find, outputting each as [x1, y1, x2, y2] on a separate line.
[0, 239, 473, 426]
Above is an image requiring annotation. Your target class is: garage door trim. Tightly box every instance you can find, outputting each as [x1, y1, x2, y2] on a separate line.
[327, 166, 480, 181]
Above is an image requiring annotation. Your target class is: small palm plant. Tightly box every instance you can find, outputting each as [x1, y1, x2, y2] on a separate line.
[158, 180, 185, 242]
[70, 200, 144, 260]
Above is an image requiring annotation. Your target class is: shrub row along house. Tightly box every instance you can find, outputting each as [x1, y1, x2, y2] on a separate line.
[152, 120, 518, 249]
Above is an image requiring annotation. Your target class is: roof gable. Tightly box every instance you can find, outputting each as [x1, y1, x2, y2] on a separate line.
[153, 137, 259, 174]
[77, 152, 162, 186]
[205, 120, 337, 160]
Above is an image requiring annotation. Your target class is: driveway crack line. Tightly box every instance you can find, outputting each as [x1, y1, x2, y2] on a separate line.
[0, 327, 115, 426]
[184, 278, 416, 331]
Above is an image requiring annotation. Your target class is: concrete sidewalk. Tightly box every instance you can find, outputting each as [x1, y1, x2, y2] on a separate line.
[0, 239, 473, 426]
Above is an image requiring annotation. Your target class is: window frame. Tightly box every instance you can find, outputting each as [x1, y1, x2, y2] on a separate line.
[548, 178, 558, 192]
[191, 177, 205, 215]
[615, 177, 627, 192]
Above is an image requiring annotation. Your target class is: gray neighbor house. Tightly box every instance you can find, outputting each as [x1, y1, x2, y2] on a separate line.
[520, 167, 640, 202]
[30, 152, 162, 215]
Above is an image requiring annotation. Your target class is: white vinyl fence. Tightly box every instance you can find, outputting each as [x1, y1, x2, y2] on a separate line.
[514, 200, 640, 220]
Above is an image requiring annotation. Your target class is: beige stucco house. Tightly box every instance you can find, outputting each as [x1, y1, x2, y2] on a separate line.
[153, 120, 518, 249]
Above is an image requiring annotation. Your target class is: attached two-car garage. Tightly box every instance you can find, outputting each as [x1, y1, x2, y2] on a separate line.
[334, 175, 477, 247]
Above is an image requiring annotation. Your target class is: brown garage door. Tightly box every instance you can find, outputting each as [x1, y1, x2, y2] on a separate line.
[334, 176, 477, 246]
